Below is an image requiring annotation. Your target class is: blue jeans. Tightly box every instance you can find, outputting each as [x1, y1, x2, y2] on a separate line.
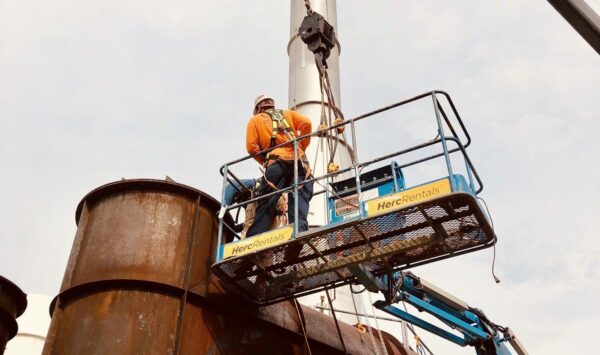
[247, 160, 314, 237]
[223, 178, 256, 206]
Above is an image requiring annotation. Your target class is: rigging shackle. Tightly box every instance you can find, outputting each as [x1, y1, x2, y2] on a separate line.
[317, 123, 328, 137]
[327, 162, 339, 173]
[334, 117, 345, 133]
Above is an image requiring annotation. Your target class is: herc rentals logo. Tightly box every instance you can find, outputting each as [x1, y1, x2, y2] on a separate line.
[222, 225, 294, 259]
[365, 178, 451, 217]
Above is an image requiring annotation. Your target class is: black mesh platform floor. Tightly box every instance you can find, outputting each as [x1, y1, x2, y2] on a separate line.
[211, 192, 496, 305]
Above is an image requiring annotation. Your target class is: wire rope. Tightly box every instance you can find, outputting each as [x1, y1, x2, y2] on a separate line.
[293, 298, 313, 355]
[401, 301, 434, 355]
[352, 291, 381, 355]
[325, 287, 348, 354]
[366, 291, 389, 355]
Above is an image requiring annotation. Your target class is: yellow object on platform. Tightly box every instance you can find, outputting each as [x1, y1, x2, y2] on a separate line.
[223, 225, 294, 259]
[365, 178, 451, 217]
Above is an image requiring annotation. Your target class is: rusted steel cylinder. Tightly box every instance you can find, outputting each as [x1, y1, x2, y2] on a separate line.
[44, 179, 407, 354]
[0, 276, 27, 355]
[44, 179, 226, 354]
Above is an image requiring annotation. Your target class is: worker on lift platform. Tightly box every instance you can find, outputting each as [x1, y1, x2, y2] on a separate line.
[245, 94, 314, 237]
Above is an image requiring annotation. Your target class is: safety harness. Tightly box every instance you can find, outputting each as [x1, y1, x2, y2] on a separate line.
[265, 109, 296, 161]
[265, 109, 311, 175]
[256, 109, 312, 195]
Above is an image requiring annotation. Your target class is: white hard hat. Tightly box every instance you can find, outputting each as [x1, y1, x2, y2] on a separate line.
[253, 94, 274, 114]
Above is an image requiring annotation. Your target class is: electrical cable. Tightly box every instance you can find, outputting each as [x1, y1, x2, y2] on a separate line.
[477, 197, 494, 230]
[350, 283, 367, 294]
[478, 196, 501, 284]
[470, 307, 508, 341]
[491, 243, 500, 284]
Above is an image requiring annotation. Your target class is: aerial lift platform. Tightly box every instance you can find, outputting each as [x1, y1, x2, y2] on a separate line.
[211, 91, 497, 306]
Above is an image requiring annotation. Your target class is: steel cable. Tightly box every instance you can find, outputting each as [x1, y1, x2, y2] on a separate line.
[325, 287, 348, 354]
[293, 298, 313, 355]
[353, 291, 381, 355]
[400, 301, 434, 355]
[366, 291, 389, 355]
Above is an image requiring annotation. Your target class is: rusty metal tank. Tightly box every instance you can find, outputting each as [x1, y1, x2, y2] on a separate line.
[0, 276, 27, 355]
[44, 179, 409, 354]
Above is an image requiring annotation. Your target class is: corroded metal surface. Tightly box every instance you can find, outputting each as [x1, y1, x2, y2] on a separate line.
[0, 276, 27, 355]
[44, 179, 407, 354]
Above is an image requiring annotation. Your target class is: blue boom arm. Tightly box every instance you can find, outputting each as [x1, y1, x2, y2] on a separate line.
[373, 272, 528, 355]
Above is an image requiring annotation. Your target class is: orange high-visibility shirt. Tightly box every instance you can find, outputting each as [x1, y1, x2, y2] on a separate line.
[246, 109, 312, 165]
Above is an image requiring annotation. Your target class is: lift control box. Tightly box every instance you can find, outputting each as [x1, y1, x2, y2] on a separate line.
[327, 162, 405, 224]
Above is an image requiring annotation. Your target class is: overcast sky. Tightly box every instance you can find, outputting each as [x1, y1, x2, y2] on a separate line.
[1, 1, 598, 354]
